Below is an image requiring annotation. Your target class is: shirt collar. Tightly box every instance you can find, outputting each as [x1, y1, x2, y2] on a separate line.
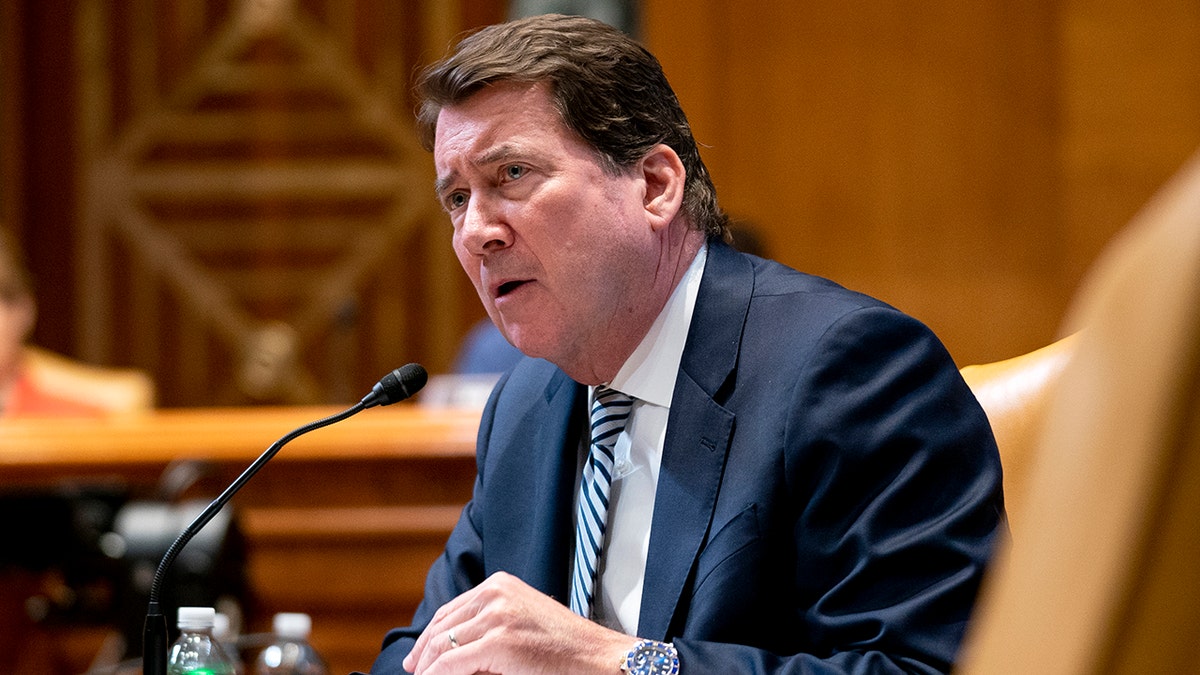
[604, 243, 707, 408]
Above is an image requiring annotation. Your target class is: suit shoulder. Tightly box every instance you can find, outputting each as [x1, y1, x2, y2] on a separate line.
[748, 256, 899, 318]
[482, 357, 578, 422]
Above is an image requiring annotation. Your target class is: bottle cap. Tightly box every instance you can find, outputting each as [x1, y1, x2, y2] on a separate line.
[177, 606, 217, 630]
[272, 612, 312, 639]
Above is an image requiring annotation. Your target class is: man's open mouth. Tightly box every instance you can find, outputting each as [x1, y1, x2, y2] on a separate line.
[497, 280, 529, 297]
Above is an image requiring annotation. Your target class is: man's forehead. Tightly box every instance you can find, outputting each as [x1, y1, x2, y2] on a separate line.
[432, 118, 536, 184]
[439, 81, 564, 136]
[433, 85, 570, 172]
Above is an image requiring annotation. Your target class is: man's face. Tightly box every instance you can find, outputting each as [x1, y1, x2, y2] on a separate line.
[433, 82, 668, 381]
[0, 290, 33, 373]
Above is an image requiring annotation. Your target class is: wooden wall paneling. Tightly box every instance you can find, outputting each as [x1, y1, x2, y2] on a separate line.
[645, 0, 1200, 367]
[1058, 0, 1200, 287]
[15, 3, 81, 355]
[849, 1, 1065, 364]
[70, 0, 469, 408]
[76, 0, 117, 363]
[1, 2, 23, 235]
[645, 1, 1067, 366]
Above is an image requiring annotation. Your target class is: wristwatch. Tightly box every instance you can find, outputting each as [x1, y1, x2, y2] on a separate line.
[620, 639, 679, 675]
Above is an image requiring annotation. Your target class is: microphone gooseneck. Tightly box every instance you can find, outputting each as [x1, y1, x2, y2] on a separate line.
[143, 364, 427, 675]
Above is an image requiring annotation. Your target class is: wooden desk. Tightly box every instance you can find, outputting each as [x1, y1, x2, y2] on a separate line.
[0, 404, 480, 675]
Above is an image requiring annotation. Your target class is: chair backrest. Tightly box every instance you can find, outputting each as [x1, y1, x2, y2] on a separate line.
[960, 332, 1078, 519]
[957, 148, 1200, 674]
[23, 345, 155, 415]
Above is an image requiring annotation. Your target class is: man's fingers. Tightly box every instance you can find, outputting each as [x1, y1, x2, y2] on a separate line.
[403, 573, 532, 674]
[412, 616, 497, 675]
[407, 597, 496, 674]
[406, 584, 484, 670]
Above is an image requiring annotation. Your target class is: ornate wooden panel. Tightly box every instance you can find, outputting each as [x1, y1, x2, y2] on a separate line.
[74, 0, 471, 406]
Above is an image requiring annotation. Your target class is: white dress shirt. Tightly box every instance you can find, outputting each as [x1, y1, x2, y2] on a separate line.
[584, 243, 707, 634]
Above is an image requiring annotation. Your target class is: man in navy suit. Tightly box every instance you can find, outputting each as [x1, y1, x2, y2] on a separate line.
[372, 14, 1004, 675]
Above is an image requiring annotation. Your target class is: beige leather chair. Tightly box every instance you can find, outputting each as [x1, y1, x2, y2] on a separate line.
[957, 148, 1200, 674]
[960, 332, 1078, 519]
[22, 345, 155, 414]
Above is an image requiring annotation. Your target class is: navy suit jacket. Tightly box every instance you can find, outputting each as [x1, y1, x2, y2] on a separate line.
[372, 240, 1005, 674]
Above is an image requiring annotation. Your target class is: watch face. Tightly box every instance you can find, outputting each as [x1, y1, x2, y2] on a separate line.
[627, 642, 679, 675]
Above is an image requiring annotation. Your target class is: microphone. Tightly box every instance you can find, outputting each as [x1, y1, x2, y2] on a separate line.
[142, 364, 428, 675]
[360, 363, 429, 408]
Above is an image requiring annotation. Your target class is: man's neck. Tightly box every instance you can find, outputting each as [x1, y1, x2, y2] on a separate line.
[564, 229, 707, 385]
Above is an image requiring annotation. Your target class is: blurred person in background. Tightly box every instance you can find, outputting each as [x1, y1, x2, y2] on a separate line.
[0, 227, 106, 417]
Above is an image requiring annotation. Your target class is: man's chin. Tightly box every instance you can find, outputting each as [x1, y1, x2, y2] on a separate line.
[503, 330, 556, 362]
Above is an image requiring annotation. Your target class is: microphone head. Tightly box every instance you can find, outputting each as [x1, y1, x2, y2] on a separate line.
[361, 363, 428, 408]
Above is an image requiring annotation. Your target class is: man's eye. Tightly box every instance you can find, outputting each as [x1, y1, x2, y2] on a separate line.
[447, 192, 467, 210]
[503, 165, 525, 181]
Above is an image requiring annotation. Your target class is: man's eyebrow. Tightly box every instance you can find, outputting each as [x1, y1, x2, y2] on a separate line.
[435, 144, 527, 198]
[476, 144, 524, 167]
[434, 171, 458, 200]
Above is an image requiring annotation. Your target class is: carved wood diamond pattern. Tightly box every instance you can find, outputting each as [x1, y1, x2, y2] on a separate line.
[76, 0, 465, 406]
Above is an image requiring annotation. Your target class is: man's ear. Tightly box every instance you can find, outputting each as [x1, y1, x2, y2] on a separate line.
[640, 144, 686, 232]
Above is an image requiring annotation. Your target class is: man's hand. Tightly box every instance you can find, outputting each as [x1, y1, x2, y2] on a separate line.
[402, 571, 639, 674]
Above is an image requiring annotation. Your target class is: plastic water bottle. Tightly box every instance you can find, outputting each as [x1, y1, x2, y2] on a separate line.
[167, 606, 237, 675]
[213, 612, 245, 674]
[253, 612, 330, 675]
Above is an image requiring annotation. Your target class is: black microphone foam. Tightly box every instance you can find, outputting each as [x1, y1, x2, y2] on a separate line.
[361, 362, 429, 408]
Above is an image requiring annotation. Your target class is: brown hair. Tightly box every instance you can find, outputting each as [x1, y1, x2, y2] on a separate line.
[0, 227, 33, 304]
[415, 14, 729, 239]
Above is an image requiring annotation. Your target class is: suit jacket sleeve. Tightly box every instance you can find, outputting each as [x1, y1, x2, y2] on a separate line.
[369, 372, 508, 674]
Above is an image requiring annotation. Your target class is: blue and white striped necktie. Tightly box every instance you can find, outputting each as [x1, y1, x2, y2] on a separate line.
[569, 386, 634, 618]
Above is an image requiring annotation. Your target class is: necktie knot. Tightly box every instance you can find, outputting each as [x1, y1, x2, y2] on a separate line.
[590, 386, 633, 453]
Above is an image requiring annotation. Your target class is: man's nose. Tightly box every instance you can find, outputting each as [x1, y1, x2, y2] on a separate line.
[459, 195, 513, 255]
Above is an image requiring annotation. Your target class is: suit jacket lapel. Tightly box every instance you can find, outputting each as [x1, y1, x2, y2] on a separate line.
[637, 240, 752, 639]
[537, 372, 588, 598]
[517, 369, 587, 604]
